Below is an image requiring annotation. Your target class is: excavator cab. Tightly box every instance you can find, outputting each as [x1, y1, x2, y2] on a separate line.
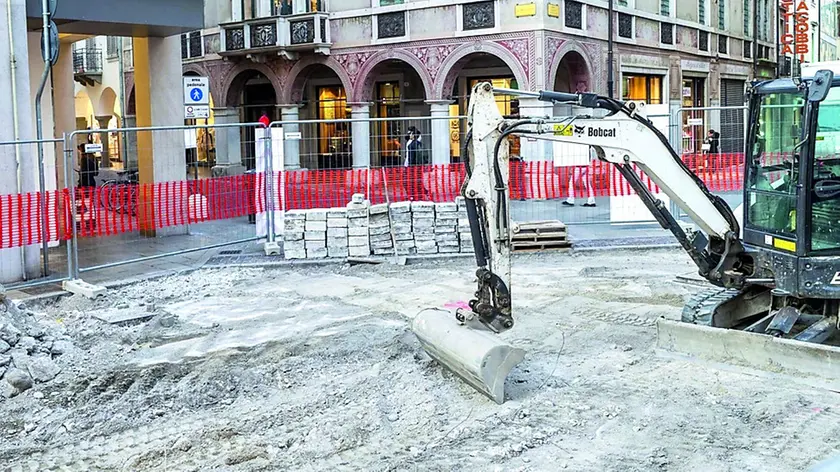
[739, 67, 840, 300]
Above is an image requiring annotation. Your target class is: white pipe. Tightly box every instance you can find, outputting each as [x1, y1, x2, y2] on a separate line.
[6, 0, 25, 280]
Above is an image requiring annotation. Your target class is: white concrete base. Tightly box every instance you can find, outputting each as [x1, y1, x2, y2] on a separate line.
[62, 279, 107, 299]
[411, 309, 526, 404]
[264, 241, 282, 256]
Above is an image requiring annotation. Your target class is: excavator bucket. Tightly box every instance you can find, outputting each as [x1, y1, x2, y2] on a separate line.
[411, 309, 526, 404]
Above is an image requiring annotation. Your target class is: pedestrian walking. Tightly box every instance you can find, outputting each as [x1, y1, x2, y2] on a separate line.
[403, 127, 430, 200]
[562, 147, 596, 207]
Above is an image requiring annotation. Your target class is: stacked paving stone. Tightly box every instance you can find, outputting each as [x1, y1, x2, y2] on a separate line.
[282, 210, 307, 259]
[326, 208, 349, 258]
[411, 201, 437, 254]
[304, 209, 328, 259]
[456, 197, 474, 253]
[390, 201, 415, 255]
[346, 195, 371, 257]
[435, 201, 460, 253]
[369, 203, 393, 256]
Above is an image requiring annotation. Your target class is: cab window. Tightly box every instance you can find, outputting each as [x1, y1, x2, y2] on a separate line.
[746, 93, 804, 238]
[811, 86, 840, 251]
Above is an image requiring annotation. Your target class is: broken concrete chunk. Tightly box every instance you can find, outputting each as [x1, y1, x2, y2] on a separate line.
[26, 356, 61, 383]
[17, 336, 37, 354]
[0, 355, 10, 367]
[0, 340, 10, 353]
[50, 340, 73, 356]
[0, 323, 22, 346]
[3, 368, 33, 397]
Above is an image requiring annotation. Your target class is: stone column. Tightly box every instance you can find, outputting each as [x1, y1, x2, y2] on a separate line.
[426, 100, 453, 165]
[0, 0, 38, 282]
[133, 35, 187, 237]
[280, 104, 303, 170]
[350, 102, 372, 169]
[518, 97, 554, 161]
[210, 107, 245, 176]
[96, 115, 112, 168]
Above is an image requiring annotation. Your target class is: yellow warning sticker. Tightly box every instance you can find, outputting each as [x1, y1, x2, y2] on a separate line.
[773, 238, 796, 252]
[554, 124, 573, 136]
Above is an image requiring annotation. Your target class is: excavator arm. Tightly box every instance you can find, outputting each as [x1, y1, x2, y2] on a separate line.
[460, 82, 753, 334]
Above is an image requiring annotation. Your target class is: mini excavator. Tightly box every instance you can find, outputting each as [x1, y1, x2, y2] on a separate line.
[412, 63, 840, 403]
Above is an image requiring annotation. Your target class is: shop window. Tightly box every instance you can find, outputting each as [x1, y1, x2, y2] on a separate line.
[622, 74, 663, 105]
[316, 86, 351, 168]
[377, 82, 403, 167]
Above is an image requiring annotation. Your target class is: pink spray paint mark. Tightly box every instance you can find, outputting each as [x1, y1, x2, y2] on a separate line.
[443, 301, 470, 311]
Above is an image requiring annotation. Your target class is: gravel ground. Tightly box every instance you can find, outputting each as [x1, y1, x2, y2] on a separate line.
[1, 247, 839, 471]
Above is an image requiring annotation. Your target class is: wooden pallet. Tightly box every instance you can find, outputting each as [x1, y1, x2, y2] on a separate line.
[511, 220, 571, 251]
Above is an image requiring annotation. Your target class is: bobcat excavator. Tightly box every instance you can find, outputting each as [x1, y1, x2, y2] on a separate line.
[411, 64, 840, 404]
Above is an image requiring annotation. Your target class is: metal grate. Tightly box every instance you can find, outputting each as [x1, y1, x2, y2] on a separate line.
[618, 13, 633, 38]
[660, 23, 673, 44]
[463, 1, 495, 30]
[218, 250, 243, 255]
[565, 0, 583, 29]
[378, 11, 406, 38]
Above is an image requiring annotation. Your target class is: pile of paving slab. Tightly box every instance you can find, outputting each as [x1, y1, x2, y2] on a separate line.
[282, 195, 474, 260]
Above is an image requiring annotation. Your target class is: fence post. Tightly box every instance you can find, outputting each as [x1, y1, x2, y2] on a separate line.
[264, 125, 275, 243]
[668, 110, 683, 220]
[64, 133, 80, 280]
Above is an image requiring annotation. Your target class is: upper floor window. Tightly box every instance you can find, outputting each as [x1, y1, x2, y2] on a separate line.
[106, 37, 119, 59]
[273, 0, 324, 15]
[379, 0, 404, 5]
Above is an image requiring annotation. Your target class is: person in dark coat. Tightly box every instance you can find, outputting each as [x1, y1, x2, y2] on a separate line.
[78, 143, 98, 188]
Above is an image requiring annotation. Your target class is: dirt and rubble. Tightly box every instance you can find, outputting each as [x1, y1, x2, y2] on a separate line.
[1, 248, 839, 471]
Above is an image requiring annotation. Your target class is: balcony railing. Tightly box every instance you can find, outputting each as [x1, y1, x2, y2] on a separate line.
[220, 12, 330, 58]
[73, 48, 103, 86]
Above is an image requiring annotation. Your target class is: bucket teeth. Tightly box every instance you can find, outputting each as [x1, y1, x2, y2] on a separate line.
[411, 309, 526, 404]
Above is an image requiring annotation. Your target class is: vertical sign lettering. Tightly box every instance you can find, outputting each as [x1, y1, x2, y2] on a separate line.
[780, 0, 810, 62]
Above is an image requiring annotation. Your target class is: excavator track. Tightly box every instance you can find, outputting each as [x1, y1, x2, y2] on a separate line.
[680, 287, 749, 326]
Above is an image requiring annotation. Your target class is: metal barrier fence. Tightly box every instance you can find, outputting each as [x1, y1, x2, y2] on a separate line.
[672, 105, 748, 221]
[0, 107, 756, 287]
[65, 123, 268, 279]
[0, 138, 71, 290]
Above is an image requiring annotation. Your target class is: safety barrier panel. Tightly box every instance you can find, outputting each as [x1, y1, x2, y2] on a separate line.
[0, 111, 764, 286]
[0, 152, 756, 250]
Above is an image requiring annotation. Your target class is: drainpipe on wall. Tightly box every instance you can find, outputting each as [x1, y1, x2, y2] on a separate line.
[753, 0, 759, 78]
[607, 0, 615, 98]
[34, 0, 54, 277]
[7, 0, 25, 280]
